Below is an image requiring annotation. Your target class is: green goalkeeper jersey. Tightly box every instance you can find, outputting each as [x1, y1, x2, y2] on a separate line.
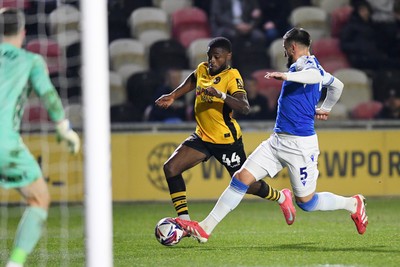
[0, 43, 64, 138]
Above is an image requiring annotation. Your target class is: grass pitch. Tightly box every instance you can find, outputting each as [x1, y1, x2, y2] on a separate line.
[2, 197, 400, 266]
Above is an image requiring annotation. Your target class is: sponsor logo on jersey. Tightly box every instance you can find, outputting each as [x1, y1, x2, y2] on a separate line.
[236, 79, 243, 89]
[213, 77, 221, 84]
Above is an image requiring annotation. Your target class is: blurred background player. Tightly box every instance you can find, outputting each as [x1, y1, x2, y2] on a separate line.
[0, 8, 80, 267]
[378, 89, 400, 119]
[235, 76, 276, 121]
[340, 0, 400, 70]
[145, 69, 187, 123]
[155, 37, 294, 225]
[176, 28, 368, 243]
[210, 0, 265, 45]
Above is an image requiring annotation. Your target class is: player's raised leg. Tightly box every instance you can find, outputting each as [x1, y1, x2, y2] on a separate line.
[296, 192, 368, 234]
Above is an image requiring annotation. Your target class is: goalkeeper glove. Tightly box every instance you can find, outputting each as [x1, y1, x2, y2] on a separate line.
[56, 119, 80, 154]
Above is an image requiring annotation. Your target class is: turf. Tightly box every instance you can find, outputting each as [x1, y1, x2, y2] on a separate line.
[1, 197, 400, 266]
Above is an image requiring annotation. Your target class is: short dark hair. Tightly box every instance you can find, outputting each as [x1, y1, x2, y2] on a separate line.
[283, 28, 311, 47]
[208, 37, 232, 53]
[0, 8, 25, 36]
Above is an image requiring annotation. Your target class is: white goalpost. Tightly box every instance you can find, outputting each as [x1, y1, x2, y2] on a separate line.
[81, 0, 113, 266]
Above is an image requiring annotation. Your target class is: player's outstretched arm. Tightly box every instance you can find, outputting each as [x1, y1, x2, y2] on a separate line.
[155, 71, 197, 109]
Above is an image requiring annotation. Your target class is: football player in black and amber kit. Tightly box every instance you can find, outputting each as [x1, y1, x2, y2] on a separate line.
[155, 37, 294, 226]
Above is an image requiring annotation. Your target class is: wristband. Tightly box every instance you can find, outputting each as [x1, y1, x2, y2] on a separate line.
[220, 92, 226, 100]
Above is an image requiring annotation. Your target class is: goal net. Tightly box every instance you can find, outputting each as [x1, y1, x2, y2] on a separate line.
[0, 1, 85, 266]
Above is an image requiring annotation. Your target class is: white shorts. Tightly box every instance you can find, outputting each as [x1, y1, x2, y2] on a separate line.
[242, 132, 320, 197]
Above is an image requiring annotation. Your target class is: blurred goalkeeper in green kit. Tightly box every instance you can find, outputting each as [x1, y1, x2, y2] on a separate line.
[0, 8, 80, 267]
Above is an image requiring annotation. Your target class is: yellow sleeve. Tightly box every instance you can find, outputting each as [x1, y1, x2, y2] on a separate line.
[227, 68, 246, 96]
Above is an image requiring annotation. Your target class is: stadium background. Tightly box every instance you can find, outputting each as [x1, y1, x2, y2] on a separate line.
[0, 0, 399, 203]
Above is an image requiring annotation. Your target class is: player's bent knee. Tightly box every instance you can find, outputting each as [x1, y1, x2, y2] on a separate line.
[163, 162, 176, 177]
[233, 168, 255, 185]
[296, 194, 319, 212]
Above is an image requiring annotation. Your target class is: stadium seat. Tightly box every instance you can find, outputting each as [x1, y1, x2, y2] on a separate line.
[177, 27, 210, 48]
[109, 38, 147, 72]
[232, 40, 270, 78]
[319, 59, 350, 74]
[108, 1, 131, 43]
[153, 0, 193, 15]
[149, 39, 189, 72]
[109, 71, 126, 106]
[312, 37, 346, 60]
[110, 102, 144, 122]
[128, 7, 170, 47]
[330, 5, 353, 38]
[350, 101, 383, 120]
[48, 4, 80, 47]
[289, 6, 329, 40]
[125, 71, 164, 113]
[122, 0, 153, 15]
[327, 101, 349, 120]
[269, 38, 287, 72]
[312, 37, 350, 72]
[171, 7, 210, 48]
[22, 99, 49, 123]
[0, 0, 30, 9]
[26, 38, 64, 75]
[313, 0, 350, 14]
[65, 41, 81, 76]
[251, 69, 282, 111]
[116, 64, 147, 86]
[372, 69, 400, 102]
[187, 38, 212, 69]
[333, 68, 372, 110]
[65, 103, 83, 127]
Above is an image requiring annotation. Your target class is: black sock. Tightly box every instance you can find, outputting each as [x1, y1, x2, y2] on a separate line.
[167, 174, 189, 216]
[248, 180, 281, 201]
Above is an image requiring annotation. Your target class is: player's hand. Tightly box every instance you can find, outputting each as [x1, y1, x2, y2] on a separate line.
[265, 72, 287, 81]
[204, 87, 221, 98]
[155, 94, 174, 109]
[56, 119, 80, 154]
[315, 108, 329, 121]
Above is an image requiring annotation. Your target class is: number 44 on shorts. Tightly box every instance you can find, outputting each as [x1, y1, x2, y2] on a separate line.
[222, 152, 241, 167]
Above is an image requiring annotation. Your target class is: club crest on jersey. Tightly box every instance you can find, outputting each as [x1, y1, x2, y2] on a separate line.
[236, 79, 243, 89]
[213, 77, 221, 84]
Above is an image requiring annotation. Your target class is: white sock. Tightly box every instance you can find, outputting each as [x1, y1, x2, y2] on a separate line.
[277, 191, 286, 204]
[200, 179, 247, 235]
[314, 192, 357, 213]
[178, 214, 190, 220]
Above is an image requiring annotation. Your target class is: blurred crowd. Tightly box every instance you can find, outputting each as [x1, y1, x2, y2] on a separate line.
[12, 0, 400, 125]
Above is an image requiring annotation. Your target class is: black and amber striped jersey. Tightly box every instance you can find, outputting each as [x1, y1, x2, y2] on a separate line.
[194, 62, 246, 144]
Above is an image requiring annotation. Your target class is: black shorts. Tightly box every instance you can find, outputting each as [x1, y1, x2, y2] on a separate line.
[183, 133, 247, 176]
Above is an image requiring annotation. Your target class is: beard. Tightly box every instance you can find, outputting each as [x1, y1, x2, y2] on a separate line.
[209, 64, 227, 76]
[286, 55, 294, 68]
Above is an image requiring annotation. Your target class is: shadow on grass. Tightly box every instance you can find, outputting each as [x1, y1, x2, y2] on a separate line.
[175, 242, 399, 254]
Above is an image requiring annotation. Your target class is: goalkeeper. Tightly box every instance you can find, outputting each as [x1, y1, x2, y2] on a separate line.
[0, 8, 80, 267]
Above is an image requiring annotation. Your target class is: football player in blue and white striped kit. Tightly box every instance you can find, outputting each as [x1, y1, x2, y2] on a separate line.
[176, 28, 368, 242]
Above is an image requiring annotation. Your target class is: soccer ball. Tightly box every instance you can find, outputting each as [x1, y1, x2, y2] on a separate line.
[154, 217, 184, 246]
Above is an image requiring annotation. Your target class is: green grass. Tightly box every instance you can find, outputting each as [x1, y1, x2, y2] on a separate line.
[2, 198, 400, 266]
